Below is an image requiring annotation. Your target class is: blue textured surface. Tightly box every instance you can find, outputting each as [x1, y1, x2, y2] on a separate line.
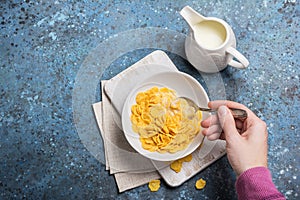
[1, 0, 299, 199]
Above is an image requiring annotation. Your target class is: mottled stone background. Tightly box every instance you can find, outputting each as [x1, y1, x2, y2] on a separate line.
[0, 0, 299, 199]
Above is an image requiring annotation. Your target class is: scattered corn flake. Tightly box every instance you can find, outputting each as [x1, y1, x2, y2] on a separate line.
[170, 154, 193, 173]
[181, 154, 192, 162]
[195, 178, 206, 190]
[170, 160, 183, 173]
[148, 179, 161, 192]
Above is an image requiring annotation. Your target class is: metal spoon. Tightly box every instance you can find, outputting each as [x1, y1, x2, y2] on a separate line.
[179, 97, 248, 120]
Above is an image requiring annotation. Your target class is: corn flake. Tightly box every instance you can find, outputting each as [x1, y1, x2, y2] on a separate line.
[181, 154, 193, 162]
[195, 178, 206, 190]
[148, 179, 161, 192]
[170, 154, 193, 173]
[170, 160, 183, 173]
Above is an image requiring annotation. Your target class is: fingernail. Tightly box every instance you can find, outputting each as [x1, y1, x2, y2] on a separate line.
[218, 106, 227, 116]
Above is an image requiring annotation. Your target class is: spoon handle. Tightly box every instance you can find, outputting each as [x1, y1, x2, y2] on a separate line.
[199, 107, 248, 120]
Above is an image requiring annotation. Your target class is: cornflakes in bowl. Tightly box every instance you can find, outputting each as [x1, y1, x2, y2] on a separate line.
[122, 71, 209, 161]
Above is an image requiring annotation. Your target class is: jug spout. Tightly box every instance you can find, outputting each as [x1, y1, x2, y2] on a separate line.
[180, 6, 206, 28]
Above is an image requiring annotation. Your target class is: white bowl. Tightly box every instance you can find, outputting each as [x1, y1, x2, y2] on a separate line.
[122, 71, 210, 161]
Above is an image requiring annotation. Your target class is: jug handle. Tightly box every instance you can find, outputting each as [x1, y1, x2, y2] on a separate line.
[226, 47, 249, 69]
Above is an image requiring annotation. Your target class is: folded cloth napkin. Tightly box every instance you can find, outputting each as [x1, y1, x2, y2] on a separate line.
[92, 81, 160, 193]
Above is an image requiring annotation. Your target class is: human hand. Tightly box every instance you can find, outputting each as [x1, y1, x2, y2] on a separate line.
[201, 100, 268, 176]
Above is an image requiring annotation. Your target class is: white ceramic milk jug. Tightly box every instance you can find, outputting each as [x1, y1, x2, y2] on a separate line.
[180, 6, 249, 73]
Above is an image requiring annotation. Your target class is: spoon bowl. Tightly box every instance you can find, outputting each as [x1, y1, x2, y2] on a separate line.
[179, 97, 248, 120]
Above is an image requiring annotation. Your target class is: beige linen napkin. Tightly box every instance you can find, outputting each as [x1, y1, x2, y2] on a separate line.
[101, 81, 160, 174]
[92, 102, 109, 170]
[92, 81, 160, 192]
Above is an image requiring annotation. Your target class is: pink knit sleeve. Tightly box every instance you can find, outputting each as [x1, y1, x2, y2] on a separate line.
[236, 167, 285, 200]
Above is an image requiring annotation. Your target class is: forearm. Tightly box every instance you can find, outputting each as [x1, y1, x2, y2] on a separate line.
[236, 167, 285, 200]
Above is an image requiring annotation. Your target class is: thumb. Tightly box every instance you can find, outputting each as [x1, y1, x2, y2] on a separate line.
[218, 106, 240, 141]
